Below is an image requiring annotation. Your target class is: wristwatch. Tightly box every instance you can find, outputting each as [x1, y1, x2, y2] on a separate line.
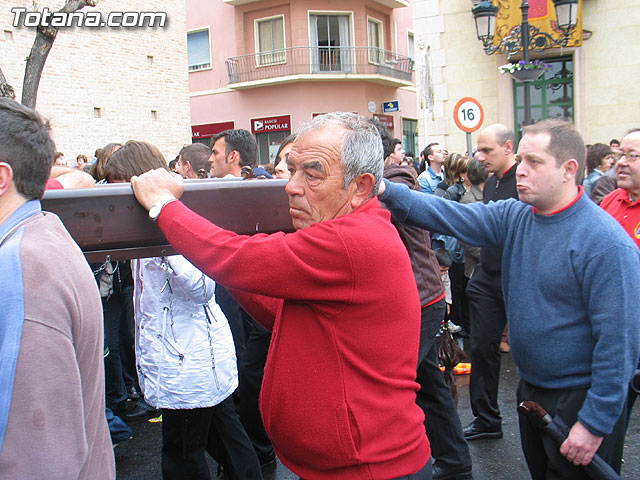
[149, 197, 177, 222]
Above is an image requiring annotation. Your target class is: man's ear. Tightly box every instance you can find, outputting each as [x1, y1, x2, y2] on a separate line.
[226, 150, 239, 166]
[503, 139, 514, 155]
[350, 173, 376, 209]
[562, 158, 579, 183]
[0, 162, 14, 196]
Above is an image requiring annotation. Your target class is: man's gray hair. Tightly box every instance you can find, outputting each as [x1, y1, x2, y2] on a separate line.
[296, 112, 383, 197]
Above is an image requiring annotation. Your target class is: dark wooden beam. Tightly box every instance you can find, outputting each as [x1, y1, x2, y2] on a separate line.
[41, 178, 293, 262]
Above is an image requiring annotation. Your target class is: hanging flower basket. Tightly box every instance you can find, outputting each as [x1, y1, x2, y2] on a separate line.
[499, 60, 550, 82]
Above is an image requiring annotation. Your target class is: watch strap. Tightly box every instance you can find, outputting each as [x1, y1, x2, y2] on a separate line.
[149, 196, 177, 222]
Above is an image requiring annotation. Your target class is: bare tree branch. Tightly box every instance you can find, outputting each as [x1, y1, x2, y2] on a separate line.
[21, 0, 98, 108]
[0, 66, 16, 99]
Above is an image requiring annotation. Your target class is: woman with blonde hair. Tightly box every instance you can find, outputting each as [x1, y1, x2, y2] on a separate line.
[437, 152, 472, 340]
[90, 142, 121, 181]
[442, 153, 470, 202]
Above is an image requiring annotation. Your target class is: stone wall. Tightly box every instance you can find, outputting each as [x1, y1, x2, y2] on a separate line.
[0, 0, 191, 162]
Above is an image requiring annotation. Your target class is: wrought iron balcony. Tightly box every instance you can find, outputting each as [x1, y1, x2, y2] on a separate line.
[223, 0, 409, 9]
[225, 46, 414, 87]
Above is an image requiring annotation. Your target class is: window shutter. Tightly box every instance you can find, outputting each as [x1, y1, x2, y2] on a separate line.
[187, 30, 211, 68]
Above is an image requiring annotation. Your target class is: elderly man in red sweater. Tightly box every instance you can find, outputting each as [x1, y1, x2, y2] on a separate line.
[131, 112, 431, 480]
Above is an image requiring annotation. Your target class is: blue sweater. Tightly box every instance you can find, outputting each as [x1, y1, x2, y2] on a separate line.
[381, 180, 640, 437]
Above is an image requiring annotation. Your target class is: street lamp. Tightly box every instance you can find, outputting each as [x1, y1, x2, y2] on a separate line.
[471, 0, 579, 126]
[472, 1, 499, 46]
[550, 0, 579, 35]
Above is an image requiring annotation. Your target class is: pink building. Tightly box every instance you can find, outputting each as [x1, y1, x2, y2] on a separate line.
[187, 0, 418, 164]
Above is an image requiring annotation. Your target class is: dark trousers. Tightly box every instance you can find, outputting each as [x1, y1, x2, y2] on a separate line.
[216, 285, 275, 465]
[465, 267, 507, 430]
[215, 284, 247, 366]
[393, 461, 432, 480]
[238, 319, 274, 464]
[517, 380, 626, 480]
[299, 460, 432, 480]
[161, 397, 263, 480]
[416, 299, 471, 471]
[625, 360, 640, 431]
[103, 287, 135, 409]
[448, 262, 470, 334]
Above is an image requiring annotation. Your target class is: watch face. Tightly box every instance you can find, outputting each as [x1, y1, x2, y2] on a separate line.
[149, 205, 160, 220]
[149, 197, 176, 221]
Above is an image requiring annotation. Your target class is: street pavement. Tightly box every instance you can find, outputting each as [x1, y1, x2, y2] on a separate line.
[115, 352, 640, 479]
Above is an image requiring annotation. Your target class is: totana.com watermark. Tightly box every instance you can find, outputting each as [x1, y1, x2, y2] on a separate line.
[11, 7, 167, 28]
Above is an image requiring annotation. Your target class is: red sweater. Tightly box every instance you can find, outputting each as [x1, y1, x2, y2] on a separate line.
[601, 187, 640, 249]
[158, 197, 430, 479]
[45, 178, 64, 190]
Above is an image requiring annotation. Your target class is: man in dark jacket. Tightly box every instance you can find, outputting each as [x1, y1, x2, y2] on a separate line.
[378, 124, 471, 480]
[463, 123, 518, 441]
[207, 129, 277, 477]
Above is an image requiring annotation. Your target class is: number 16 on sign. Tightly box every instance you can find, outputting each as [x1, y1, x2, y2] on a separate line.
[453, 97, 484, 157]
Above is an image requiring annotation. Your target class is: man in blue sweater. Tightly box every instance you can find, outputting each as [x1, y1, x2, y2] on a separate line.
[379, 119, 640, 479]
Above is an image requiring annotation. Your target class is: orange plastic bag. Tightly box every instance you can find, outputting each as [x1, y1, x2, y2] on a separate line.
[438, 362, 471, 374]
[453, 363, 471, 375]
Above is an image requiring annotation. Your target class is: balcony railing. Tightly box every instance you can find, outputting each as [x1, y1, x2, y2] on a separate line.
[225, 46, 414, 85]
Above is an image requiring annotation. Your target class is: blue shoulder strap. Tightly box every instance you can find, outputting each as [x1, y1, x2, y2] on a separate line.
[0, 200, 41, 454]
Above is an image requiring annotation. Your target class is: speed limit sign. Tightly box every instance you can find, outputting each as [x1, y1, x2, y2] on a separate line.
[453, 97, 484, 133]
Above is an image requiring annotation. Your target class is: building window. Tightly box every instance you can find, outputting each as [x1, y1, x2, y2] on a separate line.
[367, 18, 383, 64]
[193, 138, 211, 148]
[513, 56, 573, 142]
[256, 16, 285, 66]
[187, 29, 211, 71]
[402, 118, 418, 159]
[256, 131, 290, 165]
[310, 14, 352, 73]
[407, 31, 415, 69]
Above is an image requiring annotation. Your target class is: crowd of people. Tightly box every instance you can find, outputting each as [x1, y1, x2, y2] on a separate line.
[1, 95, 639, 480]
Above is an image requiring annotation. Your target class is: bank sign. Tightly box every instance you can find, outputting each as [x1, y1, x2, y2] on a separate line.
[192, 121, 235, 139]
[251, 115, 291, 134]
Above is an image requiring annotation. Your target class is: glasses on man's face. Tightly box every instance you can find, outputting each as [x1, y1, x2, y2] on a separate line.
[620, 152, 640, 163]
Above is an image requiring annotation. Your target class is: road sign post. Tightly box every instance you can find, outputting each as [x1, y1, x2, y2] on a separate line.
[453, 97, 484, 157]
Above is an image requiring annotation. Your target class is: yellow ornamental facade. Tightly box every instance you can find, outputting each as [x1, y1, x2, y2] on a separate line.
[412, 0, 640, 153]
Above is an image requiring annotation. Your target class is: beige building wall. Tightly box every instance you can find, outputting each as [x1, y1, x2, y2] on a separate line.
[412, 0, 640, 154]
[581, 0, 640, 142]
[413, 0, 503, 153]
[0, 0, 191, 162]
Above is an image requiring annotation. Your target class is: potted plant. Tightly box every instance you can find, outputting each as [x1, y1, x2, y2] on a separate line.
[499, 59, 551, 82]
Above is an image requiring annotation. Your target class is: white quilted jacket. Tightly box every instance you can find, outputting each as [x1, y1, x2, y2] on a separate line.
[132, 255, 238, 409]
